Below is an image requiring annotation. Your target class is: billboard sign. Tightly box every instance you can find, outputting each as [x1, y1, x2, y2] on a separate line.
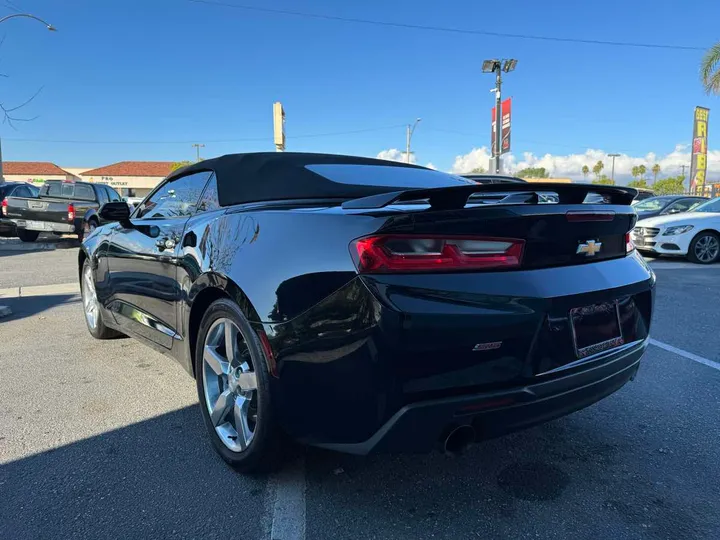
[690, 106, 709, 194]
[491, 98, 512, 156]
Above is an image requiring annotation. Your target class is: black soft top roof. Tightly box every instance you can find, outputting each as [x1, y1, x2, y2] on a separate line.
[169, 152, 428, 207]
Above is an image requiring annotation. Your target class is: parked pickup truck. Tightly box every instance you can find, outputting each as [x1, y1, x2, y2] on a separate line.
[3, 180, 124, 242]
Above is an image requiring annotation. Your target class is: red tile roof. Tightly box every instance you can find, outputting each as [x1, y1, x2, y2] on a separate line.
[4, 161, 69, 176]
[81, 161, 175, 178]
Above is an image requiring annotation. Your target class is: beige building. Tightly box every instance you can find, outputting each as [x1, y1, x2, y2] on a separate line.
[1, 162, 75, 185]
[80, 161, 175, 198]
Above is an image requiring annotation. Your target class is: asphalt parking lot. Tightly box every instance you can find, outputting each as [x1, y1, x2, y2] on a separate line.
[1, 241, 719, 539]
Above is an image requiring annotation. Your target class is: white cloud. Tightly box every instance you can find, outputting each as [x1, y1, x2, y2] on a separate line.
[449, 144, 720, 184]
[449, 147, 493, 174]
[376, 148, 415, 164]
[425, 162, 437, 170]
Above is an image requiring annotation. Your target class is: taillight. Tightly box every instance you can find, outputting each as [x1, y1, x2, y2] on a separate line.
[67, 204, 75, 222]
[1, 198, 7, 217]
[351, 235, 525, 273]
[625, 232, 634, 254]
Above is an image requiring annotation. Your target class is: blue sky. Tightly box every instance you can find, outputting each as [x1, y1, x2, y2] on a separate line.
[1, 0, 718, 181]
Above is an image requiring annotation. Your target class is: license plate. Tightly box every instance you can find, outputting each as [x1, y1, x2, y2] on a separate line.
[25, 220, 50, 231]
[570, 302, 624, 358]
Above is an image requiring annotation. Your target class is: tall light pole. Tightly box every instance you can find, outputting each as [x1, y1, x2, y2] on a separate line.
[0, 13, 56, 184]
[405, 118, 421, 163]
[482, 59, 517, 174]
[0, 13, 57, 31]
[608, 153, 620, 184]
[192, 143, 205, 162]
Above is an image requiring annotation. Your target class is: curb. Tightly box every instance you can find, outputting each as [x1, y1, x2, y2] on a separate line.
[0, 282, 80, 299]
[0, 305, 11, 318]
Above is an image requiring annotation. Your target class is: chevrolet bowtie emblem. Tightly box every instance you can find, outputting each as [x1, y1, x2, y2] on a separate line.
[577, 240, 602, 256]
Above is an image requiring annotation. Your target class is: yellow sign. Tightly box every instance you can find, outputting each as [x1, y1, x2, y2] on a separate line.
[690, 106, 710, 194]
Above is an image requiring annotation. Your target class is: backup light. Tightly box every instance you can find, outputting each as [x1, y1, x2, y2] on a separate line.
[351, 235, 525, 273]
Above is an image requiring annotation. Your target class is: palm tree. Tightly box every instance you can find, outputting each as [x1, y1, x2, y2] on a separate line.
[592, 160, 604, 180]
[631, 166, 640, 181]
[651, 164, 661, 184]
[638, 164, 647, 181]
[581, 165, 590, 181]
[700, 42, 720, 94]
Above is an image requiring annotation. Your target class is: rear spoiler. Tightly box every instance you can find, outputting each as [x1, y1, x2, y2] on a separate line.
[341, 182, 638, 210]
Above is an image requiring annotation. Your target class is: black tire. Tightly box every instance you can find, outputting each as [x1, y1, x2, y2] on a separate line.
[81, 260, 122, 339]
[194, 298, 283, 473]
[17, 229, 39, 242]
[687, 231, 720, 264]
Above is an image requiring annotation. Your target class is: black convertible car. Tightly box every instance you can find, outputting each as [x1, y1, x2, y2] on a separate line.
[79, 153, 655, 472]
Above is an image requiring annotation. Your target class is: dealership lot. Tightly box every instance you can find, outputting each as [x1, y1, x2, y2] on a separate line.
[1, 244, 719, 539]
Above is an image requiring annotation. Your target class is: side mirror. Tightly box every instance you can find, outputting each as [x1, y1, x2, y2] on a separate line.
[99, 201, 131, 223]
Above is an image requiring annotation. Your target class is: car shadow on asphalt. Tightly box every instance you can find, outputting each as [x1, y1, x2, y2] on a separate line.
[1, 294, 80, 324]
[0, 405, 269, 540]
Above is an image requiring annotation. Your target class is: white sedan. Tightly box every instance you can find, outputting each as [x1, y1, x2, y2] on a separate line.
[633, 197, 720, 264]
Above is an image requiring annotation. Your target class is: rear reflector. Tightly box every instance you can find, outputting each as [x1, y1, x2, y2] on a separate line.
[351, 235, 525, 273]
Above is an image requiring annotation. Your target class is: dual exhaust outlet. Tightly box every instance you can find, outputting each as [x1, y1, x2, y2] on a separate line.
[441, 425, 476, 455]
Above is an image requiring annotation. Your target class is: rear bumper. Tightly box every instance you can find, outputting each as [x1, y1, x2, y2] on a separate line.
[316, 339, 647, 455]
[12, 219, 75, 233]
[0, 218, 17, 236]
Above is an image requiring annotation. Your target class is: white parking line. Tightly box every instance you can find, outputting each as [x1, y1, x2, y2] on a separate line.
[649, 338, 720, 372]
[270, 456, 306, 540]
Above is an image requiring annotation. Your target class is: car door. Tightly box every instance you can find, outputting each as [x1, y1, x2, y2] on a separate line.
[105, 171, 213, 349]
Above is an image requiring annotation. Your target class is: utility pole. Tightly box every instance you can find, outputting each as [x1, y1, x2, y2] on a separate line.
[608, 153, 620, 185]
[0, 137, 4, 185]
[680, 164, 687, 177]
[192, 143, 205, 162]
[405, 118, 421, 163]
[482, 59, 517, 174]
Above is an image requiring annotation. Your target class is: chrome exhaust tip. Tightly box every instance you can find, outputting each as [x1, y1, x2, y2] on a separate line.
[442, 425, 476, 455]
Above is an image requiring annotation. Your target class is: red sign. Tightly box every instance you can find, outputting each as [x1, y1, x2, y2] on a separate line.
[491, 98, 512, 156]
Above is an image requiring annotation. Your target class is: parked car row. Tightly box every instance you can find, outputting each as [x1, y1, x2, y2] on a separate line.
[0, 182, 40, 240]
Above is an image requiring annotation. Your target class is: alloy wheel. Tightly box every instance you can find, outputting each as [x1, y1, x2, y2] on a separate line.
[82, 264, 99, 329]
[202, 317, 258, 452]
[694, 234, 719, 263]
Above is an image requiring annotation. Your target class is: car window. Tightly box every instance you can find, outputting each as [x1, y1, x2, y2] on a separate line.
[693, 198, 720, 213]
[196, 173, 220, 213]
[107, 187, 123, 202]
[14, 185, 32, 198]
[28, 184, 39, 196]
[96, 186, 109, 205]
[135, 171, 213, 219]
[45, 182, 62, 197]
[75, 184, 95, 201]
[665, 199, 699, 214]
[634, 197, 671, 211]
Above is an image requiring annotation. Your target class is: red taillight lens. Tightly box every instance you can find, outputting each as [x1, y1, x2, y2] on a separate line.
[625, 232, 634, 253]
[351, 235, 525, 273]
[67, 204, 75, 222]
[1, 198, 7, 217]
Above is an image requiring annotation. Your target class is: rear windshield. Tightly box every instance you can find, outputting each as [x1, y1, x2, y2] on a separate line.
[43, 182, 95, 201]
[305, 164, 476, 189]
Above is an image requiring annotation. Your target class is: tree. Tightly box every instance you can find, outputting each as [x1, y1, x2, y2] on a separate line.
[516, 167, 550, 178]
[469, 167, 487, 174]
[170, 160, 193, 172]
[638, 164, 647, 181]
[651, 164, 661, 184]
[652, 176, 685, 195]
[700, 42, 720, 94]
[627, 179, 649, 189]
[592, 160, 604, 180]
[581, 165, 590, 181]
[592, 175, 614, 185]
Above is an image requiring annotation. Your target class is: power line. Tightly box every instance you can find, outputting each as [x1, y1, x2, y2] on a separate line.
[1, 123, 407, 144]
[187, 0, 707, 52]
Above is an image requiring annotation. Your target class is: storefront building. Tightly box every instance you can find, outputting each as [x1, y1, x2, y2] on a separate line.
[1, 162, 75, 185]
[80, 161, 175, 198]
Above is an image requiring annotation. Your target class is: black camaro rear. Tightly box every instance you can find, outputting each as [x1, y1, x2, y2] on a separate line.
[79, 152, 654, 471]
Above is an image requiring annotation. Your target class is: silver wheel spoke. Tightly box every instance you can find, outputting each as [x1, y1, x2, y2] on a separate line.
[204, 345, 229, 376]
[210, 389, 234, 426]
[233, 396, 253, 449]
[225, 321, 238, 362]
